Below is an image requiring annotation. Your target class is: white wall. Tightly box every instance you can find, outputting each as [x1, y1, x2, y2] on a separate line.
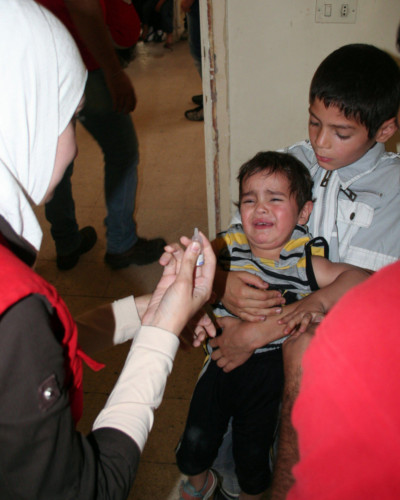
[202, 0, 400, 236]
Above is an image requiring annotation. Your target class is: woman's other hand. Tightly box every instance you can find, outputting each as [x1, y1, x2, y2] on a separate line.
[142, 232, 216, 335]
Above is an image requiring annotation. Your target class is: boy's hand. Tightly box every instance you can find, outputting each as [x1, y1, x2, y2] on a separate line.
[277, 296, 326, 335]
[210, 317, 267, 372]
[221, 271, 285, 322]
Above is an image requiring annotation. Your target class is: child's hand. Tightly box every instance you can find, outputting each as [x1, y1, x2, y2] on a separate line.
[192, 311, 216, 347]
[277, 297, 325, 335]
[180, 309, 216, 348]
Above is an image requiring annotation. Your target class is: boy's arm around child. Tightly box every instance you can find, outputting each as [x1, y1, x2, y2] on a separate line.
[210, 260, 370, 372]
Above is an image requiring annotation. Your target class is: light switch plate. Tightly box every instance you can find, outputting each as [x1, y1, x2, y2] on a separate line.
[315, 0, 357, 24]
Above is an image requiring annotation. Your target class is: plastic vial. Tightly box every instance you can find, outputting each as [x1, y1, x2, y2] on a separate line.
[192, 227, 204, 266]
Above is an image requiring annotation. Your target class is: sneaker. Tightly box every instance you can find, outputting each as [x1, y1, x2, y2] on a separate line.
[154, 30, 164, 43]
[104, 236, 166, 269]
[179, 470, 218, 500]
[213, 486, 239, 499]
[56, 226, 97, 271]
[185, 105, 204, 121]
[192, 94, 203, 106]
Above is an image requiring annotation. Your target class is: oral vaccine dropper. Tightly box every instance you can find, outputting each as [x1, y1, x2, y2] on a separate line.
[191, 227, 204, 266]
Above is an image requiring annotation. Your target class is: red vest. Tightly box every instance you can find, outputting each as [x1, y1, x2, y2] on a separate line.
[0, 242, 104, 424]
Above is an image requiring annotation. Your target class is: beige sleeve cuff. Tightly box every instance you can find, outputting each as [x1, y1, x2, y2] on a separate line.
[111, 296, 141, 345]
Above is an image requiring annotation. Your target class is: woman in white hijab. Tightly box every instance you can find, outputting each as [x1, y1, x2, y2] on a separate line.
[0, 1, 215, 499]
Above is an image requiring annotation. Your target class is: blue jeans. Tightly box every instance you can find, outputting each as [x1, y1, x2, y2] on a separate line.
[45, 69, 138, 255]
[142, 0, 173, 33]
[187, 0, 202, 78]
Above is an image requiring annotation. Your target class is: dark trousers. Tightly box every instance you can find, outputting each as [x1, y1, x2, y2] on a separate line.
[176, 349, 284, 495]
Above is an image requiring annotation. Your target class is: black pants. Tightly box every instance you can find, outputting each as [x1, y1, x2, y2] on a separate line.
[176, 349, 284, 495]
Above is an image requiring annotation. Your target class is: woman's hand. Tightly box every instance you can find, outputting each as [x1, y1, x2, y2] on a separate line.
[142, 232, 216, 336]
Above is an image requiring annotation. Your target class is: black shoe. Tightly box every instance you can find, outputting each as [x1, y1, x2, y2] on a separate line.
[56, 226, 97, 271]
[104, 237, 167, 269]
[192, 94, 203, 106]
[185, 105, 204, 121]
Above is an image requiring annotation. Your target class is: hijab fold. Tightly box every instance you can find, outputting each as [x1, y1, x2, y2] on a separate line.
[0, 0, 87, 250]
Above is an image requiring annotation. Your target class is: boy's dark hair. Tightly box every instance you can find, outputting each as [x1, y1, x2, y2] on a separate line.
[237, 151, 313, 211]
[310, 44, 400, 138]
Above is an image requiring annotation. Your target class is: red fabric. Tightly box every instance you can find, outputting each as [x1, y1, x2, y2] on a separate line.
[288, 261, 400, 500]
[37, 0, 105, 70]
[37, 0, 140, 71]
[104, 0, 141, 48]
[0, 243, 104, 424]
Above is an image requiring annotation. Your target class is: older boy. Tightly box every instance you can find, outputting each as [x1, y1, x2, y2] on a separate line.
[210, 44, 400, 499]
[215, 43, 400, 340]
[176, 152, 368, 500]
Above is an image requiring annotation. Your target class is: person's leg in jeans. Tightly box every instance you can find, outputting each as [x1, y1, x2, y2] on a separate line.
[81, 69, 165, 267]
[80, 69, 137, 254]
[185, 0, 204, 121]
[159, 0, 173, 48]
[141, 0, 158, 41]
[187, 0, 201, 78]
[46, 68, 164, 269]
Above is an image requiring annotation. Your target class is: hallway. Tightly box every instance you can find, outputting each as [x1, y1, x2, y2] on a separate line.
[35, 38, 208, 499]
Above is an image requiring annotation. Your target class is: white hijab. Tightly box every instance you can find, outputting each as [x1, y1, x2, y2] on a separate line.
[0, 0, 87, 250]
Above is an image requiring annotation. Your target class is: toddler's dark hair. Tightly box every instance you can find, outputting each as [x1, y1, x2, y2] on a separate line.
[237, 151, 313, 211]
[310, 44, 400, 138]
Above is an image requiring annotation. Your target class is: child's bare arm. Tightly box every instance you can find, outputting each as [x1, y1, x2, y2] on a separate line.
[211, 306, 309, 372]
[278, 257, 371, 335]
[210, 315, 288, 372]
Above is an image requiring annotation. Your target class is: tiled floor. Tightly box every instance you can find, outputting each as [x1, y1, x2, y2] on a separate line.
[35, 38, 208, 499]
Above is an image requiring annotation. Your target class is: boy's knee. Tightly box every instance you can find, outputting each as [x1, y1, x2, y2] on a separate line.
[176, 426, 220, 475]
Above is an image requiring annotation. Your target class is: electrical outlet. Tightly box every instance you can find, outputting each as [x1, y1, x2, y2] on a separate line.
[315, 0, 357, 24]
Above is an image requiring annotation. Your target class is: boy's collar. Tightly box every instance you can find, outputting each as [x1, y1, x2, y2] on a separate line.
[326, 142, 385, 189]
